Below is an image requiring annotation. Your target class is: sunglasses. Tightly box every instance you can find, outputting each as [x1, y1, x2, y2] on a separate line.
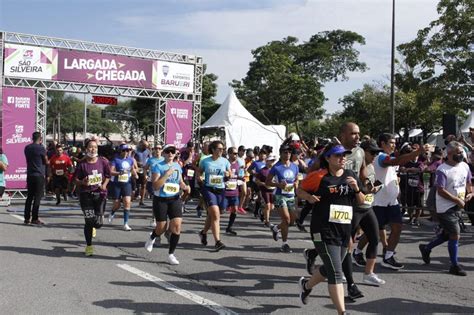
[164, 150, 176, 154]
[230, 151, 238, 154]
[154, 147, 162, 150]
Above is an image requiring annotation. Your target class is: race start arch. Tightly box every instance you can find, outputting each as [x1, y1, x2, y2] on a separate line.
[0, 31, 203, 194]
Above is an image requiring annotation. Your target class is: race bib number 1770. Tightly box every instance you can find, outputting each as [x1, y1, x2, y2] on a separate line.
[329, 204, 353, 224]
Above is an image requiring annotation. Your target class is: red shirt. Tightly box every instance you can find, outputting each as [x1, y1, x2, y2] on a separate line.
[50, 154, 73, 176]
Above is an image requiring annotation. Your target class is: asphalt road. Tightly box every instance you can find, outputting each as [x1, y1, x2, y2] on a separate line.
[1, 196, 473, 314]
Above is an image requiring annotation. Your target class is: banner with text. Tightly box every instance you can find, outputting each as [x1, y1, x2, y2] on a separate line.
[1, 87, 36, 189]
[57, 50, 154, 89]
[165, 100, 193, 149]
[4, 43, 57, 80]
[154, 61, 194, 93]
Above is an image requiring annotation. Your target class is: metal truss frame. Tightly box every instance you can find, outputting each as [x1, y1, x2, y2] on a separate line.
[1, 31, 203, 197]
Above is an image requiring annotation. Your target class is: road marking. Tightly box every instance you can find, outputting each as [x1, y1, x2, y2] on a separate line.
[117, 264, 238, 315]
[10, 214, 24, 222]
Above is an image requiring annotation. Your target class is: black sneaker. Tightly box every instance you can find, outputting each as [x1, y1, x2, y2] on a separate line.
[382, 247, 397, 257]
[296, 221, 307, 232]
[199, 230, 207, 246]
[348, 283, 364, 300]
[382, 256, 404, 270]
[352, 251, 366, 267]
[270, 224, 279, 241]
[63, 193, 68, 201]
[214, 241, 226, 252]
[449, 265, 467, 276]
[280, 243, 292, 253]
[55, 199, 61, 205]
[419, 244, 431, 264]
[226, 229, 237, 236]
[298, 277, 312, 305]
[303, 248, 318, 275]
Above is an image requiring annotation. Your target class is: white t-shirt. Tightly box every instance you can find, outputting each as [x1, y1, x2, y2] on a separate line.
[373, 153, 400, 207]
[435, 161, 471, 213]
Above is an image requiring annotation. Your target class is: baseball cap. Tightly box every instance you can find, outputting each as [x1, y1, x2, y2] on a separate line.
[324, 145, 352, 157]
[163, 144, 176, 151]
[360, 139, 383, 153]
[266, 154, 277, 161]
[119, 144, 131, 151]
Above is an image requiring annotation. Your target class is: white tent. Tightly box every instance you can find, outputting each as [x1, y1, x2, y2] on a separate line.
[460, 111, 473, 133]
[201, 90, 286, 151]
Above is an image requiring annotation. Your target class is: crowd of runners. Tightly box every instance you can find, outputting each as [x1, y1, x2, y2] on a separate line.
[10, 124, 474, 314]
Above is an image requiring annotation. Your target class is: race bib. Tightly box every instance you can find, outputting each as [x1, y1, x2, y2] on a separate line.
[364, 194, 374, 205]
[138, 167, 144, 174]
[87, 173, 102, 186]
[297, 173, 304, 181]
[118, 173, 129, 183]
[226, 181, 238, 190]
[187, 169, 195, 177]
[408, 178, 419, 187]
[329, 204, 353, 224]
[55, 169, 64, 176]
[282, 184, 294, 195]
[163, 183, 180, 195]
[458, 191, 466, 199]
[209, 175, 223, 186]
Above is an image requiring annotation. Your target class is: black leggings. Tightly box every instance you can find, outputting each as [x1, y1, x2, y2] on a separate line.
[80, 192, 106, 246]
[352, 208, 379, 259]
[314, 241, 348, 285]
[24, 176, 45, 221]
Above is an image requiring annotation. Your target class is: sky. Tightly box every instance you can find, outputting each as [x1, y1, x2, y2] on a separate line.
[0, 0, 440, 114]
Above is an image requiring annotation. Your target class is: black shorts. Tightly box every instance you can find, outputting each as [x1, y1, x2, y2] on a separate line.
[438, 206, 461, 236]
[153, 195, 183, 222]
[0, 186, 5, 196]
[79, 191, 106, 214]
[261, 191, 274, 204]
[137, 172, 146, 185]
[52, 175, 68, 190]
[401, 188, 423, 208]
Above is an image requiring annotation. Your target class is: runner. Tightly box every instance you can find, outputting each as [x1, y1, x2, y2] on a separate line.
[145, 144, 190, 265]
[135, 140, 151, 206]
[255, 154, 276, 227]
[374, 133, 424, 270]
[297, 143, 364, 314]
[224, 147, 243, 235]
[197, 140, 231, 252]
[236, 145, 248, 214]
[49, 144, 74, 205]
[419, 141, 472, 276]
[74, 139, 111, 256]
[265, 144, 299, 253]
[144, 144, 164, 228]
[248, 148, 268, 218]
[108, 144, 137, 231]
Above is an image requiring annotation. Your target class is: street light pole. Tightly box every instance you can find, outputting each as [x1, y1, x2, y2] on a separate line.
[390, 0, 396, 134]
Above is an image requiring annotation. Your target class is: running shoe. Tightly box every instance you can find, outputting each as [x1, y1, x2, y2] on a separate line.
[303, 248, 318, 275]
[280, 244, 292, 253]
[263, 221, 271, 228]
[123, 224, 132, 231]
[108, 214, 115, 224]
[139, 201, 145, 207]
[168, 254, 180, 265]
[348, 283, 364, 300]
[352, 251, 366, 267]
[199, 230, 208, 246]
[24, 219, 31, 225]
[296, 221, 307, 232]
[237, 207, 247, 215]
[225, 229, 237, 236]
[214, 241, 226, 252]
[56, 199, 61, 206]
[85, 245, 94, 256]
[31, 219, 44, 225]
[270, 224, 279, 241]
[419, 244, 431, 264]
[92, 227, 97, 238]
[363, 273, 386, 286]
[298, 277, 312, 305]
[382, 256, 404, 270]
[145, 234, 156, 252]
[449, 265, 467, 276]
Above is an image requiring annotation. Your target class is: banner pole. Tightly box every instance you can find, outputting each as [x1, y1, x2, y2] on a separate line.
[83, 94, 87, 144]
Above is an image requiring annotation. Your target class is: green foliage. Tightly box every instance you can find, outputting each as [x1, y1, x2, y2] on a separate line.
[231, 30, 367, 127]
[201, 64, 219, 123]
[397, 0, 473, 111]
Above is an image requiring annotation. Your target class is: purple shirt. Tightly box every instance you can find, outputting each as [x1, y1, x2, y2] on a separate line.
[74, 157, 111, 193]
[225, 161, 241, 197]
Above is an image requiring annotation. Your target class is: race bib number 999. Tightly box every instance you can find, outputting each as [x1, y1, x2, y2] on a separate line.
[329, 204, 353, 224]
[163, 183, 179, 194]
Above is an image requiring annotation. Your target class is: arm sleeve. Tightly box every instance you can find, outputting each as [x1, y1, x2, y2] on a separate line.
[103, 159, 111, 178]
[435, 170, 447, 189]
[377, 153, 392, 168]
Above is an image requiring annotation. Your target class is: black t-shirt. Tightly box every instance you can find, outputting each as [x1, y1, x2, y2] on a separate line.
[24, 143, 47, 177]
[309, 169, 361, 247]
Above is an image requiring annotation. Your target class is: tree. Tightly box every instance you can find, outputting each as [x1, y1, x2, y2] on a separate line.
[397, 0, 473, 111]
[201, 64, 219, 123]
[231, 31, 367, 131]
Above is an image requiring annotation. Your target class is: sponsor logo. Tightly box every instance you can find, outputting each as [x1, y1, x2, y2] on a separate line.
[162, 65, 169, 77]
[23, 50, 34, 59]
[7, 96, 14, 104]
[5, 124, 31, 145]
[170, 108, 189, 119]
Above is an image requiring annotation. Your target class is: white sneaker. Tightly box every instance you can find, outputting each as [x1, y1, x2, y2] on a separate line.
[123, 224, 132, 231]
[145, 234, 156, 252]
[108, 214, 114, 224]
[168, 254, 180, 265]
[363, 273, 386, 286]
